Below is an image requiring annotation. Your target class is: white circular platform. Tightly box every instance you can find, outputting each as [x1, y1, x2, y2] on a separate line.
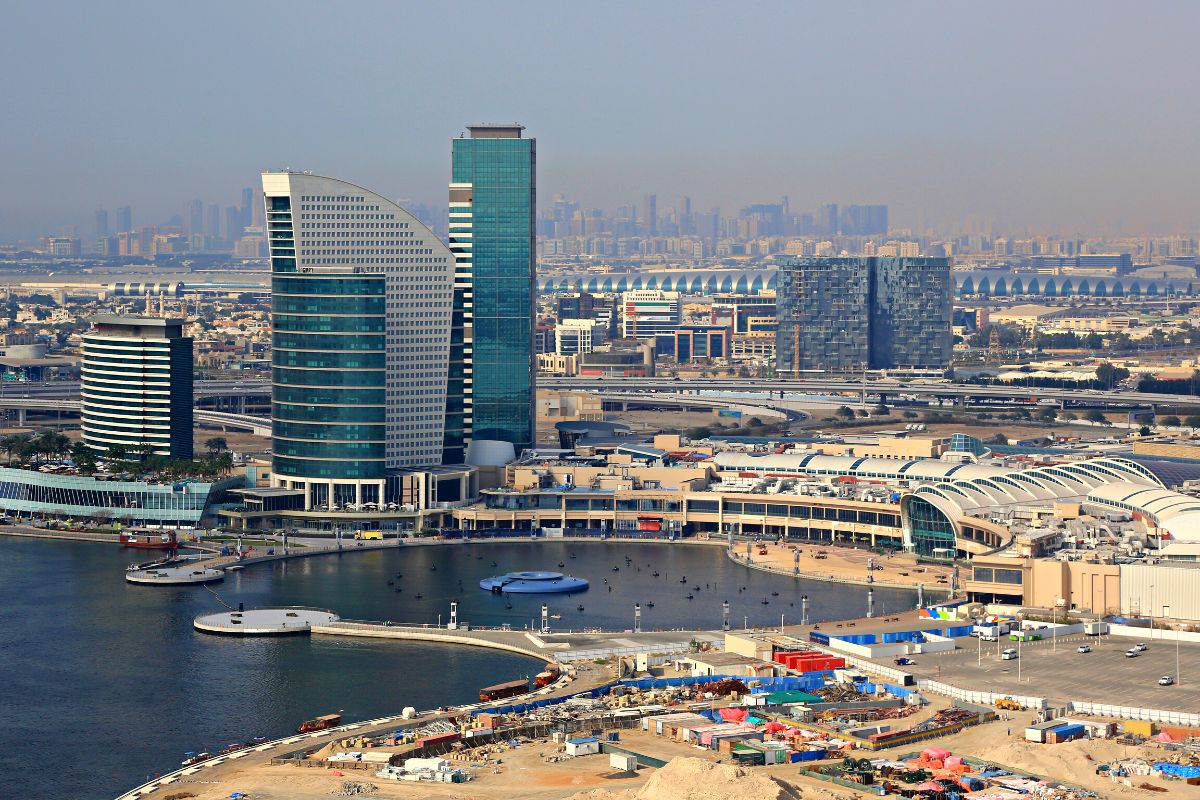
[126, 566, 226, 585]
[194, 608, 340, 635]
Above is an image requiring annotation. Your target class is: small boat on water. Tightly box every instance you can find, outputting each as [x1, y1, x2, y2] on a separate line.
[181, 752, 212, 767]
[549, 613, 561, 620]
[297, 712, 342, 733]
[120, 529, 179, 551]
[415, 593, 423, 599]
[646, 601, 654, 608]
[577, 604, 585, 611]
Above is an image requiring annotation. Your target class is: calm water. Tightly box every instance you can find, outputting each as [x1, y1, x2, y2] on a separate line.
[0, 538, 915, 800]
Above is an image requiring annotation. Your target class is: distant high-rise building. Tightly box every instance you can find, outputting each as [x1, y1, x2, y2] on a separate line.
[95, 209, 109, 239]
[839, 204, 889, 236]
[206, 204, 221, 239]
[775, 256, 951, 374]
[187, 199, 204, 237]
[642, 193, 657, 236]
[240, 187, 254, 229]
[816, 203, 838, 236]
[116, 206, 132, 233]
[81, 316, 193, 460]
[263, 171, 455, 509]
[445, 123, 537, 464]
[225, 206, 241, 241]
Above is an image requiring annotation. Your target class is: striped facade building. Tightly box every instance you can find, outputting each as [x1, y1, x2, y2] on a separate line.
[81, 316, 193, 459]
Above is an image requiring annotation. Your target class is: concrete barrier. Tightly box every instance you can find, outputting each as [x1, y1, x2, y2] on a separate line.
[1066, 701, 1200, 728]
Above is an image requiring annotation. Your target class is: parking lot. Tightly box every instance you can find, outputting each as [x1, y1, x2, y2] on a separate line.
[881, 631, 1200, 710]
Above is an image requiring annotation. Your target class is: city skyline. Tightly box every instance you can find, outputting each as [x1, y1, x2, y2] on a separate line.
[4, 2, 1200, 240]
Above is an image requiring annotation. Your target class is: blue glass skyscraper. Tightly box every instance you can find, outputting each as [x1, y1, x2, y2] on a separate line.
[445, 124, 536, 463]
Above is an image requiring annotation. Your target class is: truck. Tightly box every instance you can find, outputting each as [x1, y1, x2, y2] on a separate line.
[973, 620, 1013, 640]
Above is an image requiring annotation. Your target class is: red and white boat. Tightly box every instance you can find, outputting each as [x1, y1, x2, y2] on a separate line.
[119, 529, 179, 550]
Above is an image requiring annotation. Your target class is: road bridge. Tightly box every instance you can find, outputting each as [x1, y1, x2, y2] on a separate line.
[0, 398, 271, 435]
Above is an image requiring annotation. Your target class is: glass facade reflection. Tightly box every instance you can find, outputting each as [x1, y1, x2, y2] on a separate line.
[446, 125, 536, 461]
[776, 256, 950, 374]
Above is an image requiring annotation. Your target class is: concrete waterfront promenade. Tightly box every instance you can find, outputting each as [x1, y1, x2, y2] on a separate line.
[311, 619, 723, 662]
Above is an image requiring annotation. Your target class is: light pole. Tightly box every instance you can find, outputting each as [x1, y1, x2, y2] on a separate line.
[1165, 605, 1179, 684]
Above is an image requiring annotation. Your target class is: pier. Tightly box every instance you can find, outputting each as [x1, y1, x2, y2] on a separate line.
[194, 607, 340, 635]
[310, 620, 723, 663]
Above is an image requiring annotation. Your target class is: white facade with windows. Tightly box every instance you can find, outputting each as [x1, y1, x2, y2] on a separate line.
[263, 172, 455, 508]
[555, 318, 607, 355]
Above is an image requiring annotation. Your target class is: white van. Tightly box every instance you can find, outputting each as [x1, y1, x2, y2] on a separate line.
[1001, 648, 1018, 660]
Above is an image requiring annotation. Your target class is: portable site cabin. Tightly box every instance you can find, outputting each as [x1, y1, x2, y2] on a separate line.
[565, 737, 601, 756]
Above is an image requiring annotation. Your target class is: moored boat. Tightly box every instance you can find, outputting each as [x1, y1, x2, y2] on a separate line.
[479, 678, 528, 702]
[119, 528, 179, 550]
[296, 712, 342, 733]
[534, 663, 561, 687]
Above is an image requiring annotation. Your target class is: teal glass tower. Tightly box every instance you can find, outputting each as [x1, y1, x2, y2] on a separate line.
[445, 124, 536, 463]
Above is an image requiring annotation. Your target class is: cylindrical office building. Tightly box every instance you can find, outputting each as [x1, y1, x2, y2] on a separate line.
[81, 316, 193, 459]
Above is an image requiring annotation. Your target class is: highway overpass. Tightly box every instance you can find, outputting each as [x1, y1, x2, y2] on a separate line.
[0, 398, 271, 436]
[0, 376, 1185, 410]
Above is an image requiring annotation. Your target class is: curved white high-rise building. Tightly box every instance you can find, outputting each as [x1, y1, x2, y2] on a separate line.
[262, 172, 455, 509]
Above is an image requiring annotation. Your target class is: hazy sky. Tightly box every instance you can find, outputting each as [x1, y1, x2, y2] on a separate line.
[3, 0, 1199, 240]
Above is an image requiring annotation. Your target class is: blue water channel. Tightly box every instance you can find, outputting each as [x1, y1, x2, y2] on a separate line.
[0, 537, 916, 799]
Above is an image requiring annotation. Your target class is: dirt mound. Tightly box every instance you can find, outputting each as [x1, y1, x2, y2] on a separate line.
[566, 758, 808, 800]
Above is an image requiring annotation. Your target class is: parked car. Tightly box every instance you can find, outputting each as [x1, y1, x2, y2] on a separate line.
[1001, 648, 1018, 660]
[1134, 643, 1148, 652]
[1077, 644, 1091, 653]
[1159, 675, 1175, 686]
[1125, 649, 1139, 658]
[894, 657, 915, 666]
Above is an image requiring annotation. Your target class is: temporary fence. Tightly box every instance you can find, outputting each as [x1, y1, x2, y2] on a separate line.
[1066, 701, 1200, 728]
[917, 678, 1047, 712]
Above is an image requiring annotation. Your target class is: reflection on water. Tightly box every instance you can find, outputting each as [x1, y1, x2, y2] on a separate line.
[0, 537, 914, 799]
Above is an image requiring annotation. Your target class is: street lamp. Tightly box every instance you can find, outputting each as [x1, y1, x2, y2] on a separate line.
[1165, 605, 1179, 685]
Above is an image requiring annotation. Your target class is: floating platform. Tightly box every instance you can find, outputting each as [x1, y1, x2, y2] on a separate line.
[479, 571, 589, 594]
[126, 565, 226, 585]
[194, 607, 340, 635]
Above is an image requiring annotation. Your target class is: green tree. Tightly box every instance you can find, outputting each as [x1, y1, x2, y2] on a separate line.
[688, 426, 712, 440]
[1095, 363, 1129, 388]
[836, 405, 855, 419]
[205, 436, 228, 456]
[1160, 416, 1181, 427]
[1186, 415, 1200, 428]
[1084, 410, 1109, 424]
[70, 441, 97, 474]
[1036, 406, 1058, 421]
[902, 411, 918, 419]
[1139, 425, 1152, 436]
[873, 404, 890, 416]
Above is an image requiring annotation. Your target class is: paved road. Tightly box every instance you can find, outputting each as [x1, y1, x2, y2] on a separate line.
[2, 377, 1188, 406]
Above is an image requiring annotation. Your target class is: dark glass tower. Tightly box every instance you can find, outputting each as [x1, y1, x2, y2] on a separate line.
[445, 124, 536, 463]
[776, 256, 951, 374]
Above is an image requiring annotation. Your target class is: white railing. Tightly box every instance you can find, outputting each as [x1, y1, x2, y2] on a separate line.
[917, 678, 1047, 711]
[1066, 701, 1200, 728]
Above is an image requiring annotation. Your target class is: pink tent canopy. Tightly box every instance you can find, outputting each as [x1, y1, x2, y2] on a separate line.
[719, 707, 749, 722]
[1154, 731, 1175, 743]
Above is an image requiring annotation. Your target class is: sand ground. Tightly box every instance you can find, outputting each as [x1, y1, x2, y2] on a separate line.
[744, 541, 953, 590]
